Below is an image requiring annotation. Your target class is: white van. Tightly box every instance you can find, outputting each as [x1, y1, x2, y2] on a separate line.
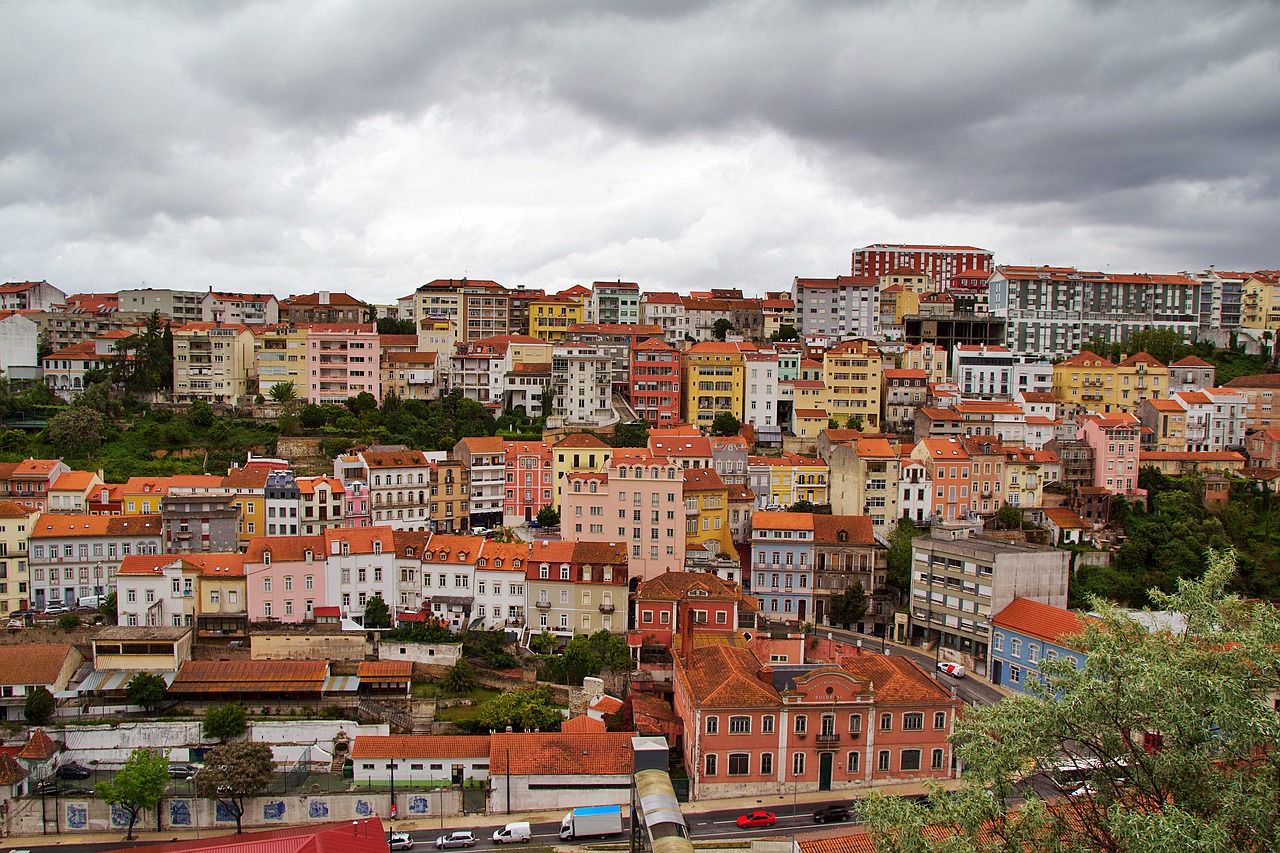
[77, 595, 105, 609]
[492, 822, 532, 844]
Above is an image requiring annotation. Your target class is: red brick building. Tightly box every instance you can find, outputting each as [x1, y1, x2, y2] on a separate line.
[632, 570, 758, 649]
[502, 440, 553, 526]
[851, 244, 994, 292]
[629, 337, 682, 425]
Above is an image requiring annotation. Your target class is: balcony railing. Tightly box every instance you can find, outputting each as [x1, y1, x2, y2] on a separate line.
[536, 600, 551, 610]
[815, 733, 840, 745]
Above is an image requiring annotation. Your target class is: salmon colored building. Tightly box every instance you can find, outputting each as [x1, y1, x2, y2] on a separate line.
[632, 570, 758, 649]
[673, 642, 958, 800]
[502, 440, 553, 526]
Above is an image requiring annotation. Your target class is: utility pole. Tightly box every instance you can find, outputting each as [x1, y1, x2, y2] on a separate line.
[389, 761, 396, 823]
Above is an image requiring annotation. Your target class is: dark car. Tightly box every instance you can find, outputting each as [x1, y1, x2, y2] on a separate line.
[56, 763, 91, 780]
[812, 804, 852, 823]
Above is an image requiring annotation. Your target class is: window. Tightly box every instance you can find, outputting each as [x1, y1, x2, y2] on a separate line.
[934, 711, 947, 730]
[704, 754, 717, 776]
[263, 577, 272, 593]
[792, 753, 805, 776]
[1010, 665, 1021, 683]
[762, 714, 775, 734]
[879, 712, 892, 731]
[729, 716, 750, 734]
[847, 752, 860, 773]
[705, 716, 719, 735]
[760, 752, 773, 775]
[931, 749, 945, 770]
[794, 715, 807, 734]
[849, 714, 862, 733]
[900, 749, 922, 771]
[728, 753, 749, 775]
[993, 632, 1003, 652]
[1028, 644, 1040, 663]
[1010, 638, 1021, 657]
[877, 750, 890, 772]
[903, 713, 924, 731]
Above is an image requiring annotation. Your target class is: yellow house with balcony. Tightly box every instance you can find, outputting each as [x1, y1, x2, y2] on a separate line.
[683, 469, 734, 558]
[530, 293, 585, 343]
[0, 501, 35, 614]
[1243, 271, 1280, 331]
[683, 342, 747, 429]
[253, 325, 309, 397]
[764, 453, 829, 507]
[1052, 351, 1167, 414]
[223, 467, 269, 549]
[823, 339, 883, 429]
[551, 433, 613, 509]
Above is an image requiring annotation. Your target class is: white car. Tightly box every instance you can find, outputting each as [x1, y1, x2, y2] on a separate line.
[389, 832, 414, 850]
[937, 661, 966, 678]
[42, 603, 69, 616]
[435, 831, 476, 849]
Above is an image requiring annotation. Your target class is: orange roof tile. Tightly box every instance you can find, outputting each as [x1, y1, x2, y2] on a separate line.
[812, 515, 875, 546]
[751, 511, 815, 531]
[351, 736, 490, 760]
[0, 645, 77, 688]
[18, 728, 59, 760]
[838, 655, 955, 706]
[682, 468, 727, 492]
[992, 597, 1089, 646]
[356, 661, 412, 679]
[50, 470, 97, 492]
[561, 715, 608, 733]
[675, 644, 779, 708]
[489, 731, 636, 775]
[31, 513, 161, 538]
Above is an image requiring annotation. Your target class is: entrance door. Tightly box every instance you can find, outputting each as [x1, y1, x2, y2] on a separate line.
[992, 659, 1003, 686]
[818, 753, 833, 792]
[798, 599, 807, 623]
[451, 764, 464, 786]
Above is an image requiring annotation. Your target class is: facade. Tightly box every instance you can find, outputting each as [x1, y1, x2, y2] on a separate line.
[502, 440, 553, 526]
[199, 291, 280, 325]
[161, 489, 240, 553]
[823, 339, 884, 429]
[243, 536, 327, 624]
[473, 540, 529, 631]
[560, 449, 685, 583]
[951, 344, 1016, 400]
[254, 324, 309, 396]
[172, 324, 257, 405]
[684, 342, 747, 430]
[304, 323, 381, 403]
[41, 340, 110, 401]
[427, 461, 469, 533]
[551, 344, 617, 428]
[1052, 351, 1167, 414]
[1226, 373, 1280, 433]
[882, 369, 928, 429]
[852, 244, 993, 291]
[530, 293, 585, 343]
[633, 570, 755, 649]
[988, 597, 1087, 694]
[640, 291, 686, 340]
[587, 281, 641, 325]
[1137, 398, 1188, 453]
[1242, 271, 1280, 331]
[321, 527, 397, 624]
[342, 449, 436, 531]
[792, 276, 879, 338]
[453, 437, 506, 527]
[743, 350, 781, 443]
[382, 350, 441, 401]
[550, 433, 612, 509]
[280, 292, 366, 324]
[909, 521, 1070, 665]
[749, 512, 816, 623]
[1175, 388, 1247, 452]
[0, 281, 66, 312]
[7, 459, 69, 514]
[683, 468, 734, 562]
[810, 515, 883, 630]
[0, 644, 82, 721]
[296, 475, 345, 535]
[0, 502, 34, 614]
[525, 539, 628, 636]
[1077, 413, 1142, 495]
[117, 287, 204, 324]
[629, 337, 682, 426]
[29, 513, 162, 609]
[0, 311, 39, 380]
[1168, 355, 1216, 395]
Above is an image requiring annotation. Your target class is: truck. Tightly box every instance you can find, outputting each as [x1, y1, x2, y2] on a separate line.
[559, 805, 623, 840]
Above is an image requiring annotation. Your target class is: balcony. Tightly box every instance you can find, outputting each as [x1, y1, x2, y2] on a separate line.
[535, 600, 551, 610]
[815, 733, 841, 745]
[599, 603, 615, 613]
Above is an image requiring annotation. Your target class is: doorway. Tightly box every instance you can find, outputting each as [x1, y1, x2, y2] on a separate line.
[991, 659, 1003, 686]
[818, 753, 833, 791]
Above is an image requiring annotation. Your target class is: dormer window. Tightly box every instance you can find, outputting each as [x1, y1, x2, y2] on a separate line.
[263, 552, 271, 566]
[494, 559, 502, 568]
[373, 541, 382, 554]
[477, 559, 486, 567]
[405, 547, 414, 557]
[305, 550, 313, 563]
[341, 542, 350, 556]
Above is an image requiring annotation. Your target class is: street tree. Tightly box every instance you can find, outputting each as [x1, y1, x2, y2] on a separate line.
[536, 506, 560, 528]
[268, 382, 296, 404]
[125, 672, 167, 715]
[827, 583, 867, 629]
[96, 747, 169, 840]
[475, 686, 563, 732]
[203, 703, 248, 741]
[861, 549, 1280, 853]
[710, 412, 741, 436]
[196, 742, 275, 834]
[24, 686, 54, 724]
[362, 594, 391, 629]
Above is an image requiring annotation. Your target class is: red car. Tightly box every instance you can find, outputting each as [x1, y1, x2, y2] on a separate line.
[736, 810, 777, 829]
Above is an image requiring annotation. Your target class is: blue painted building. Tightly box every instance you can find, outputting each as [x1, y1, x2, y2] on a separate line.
[989, 597, 1087, 695]
[749, 511, 816, 623]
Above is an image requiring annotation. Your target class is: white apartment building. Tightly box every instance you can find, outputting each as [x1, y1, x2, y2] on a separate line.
[199, 291, 280, 325]
[0, 311, 39, 380]
[1175, 388, 1248, 452]
[415, 534, 482, 630]
[335, 450, 436, 531]
[640, 292, 687, 339]
[29, 514, 162, 610]
[473, 541, 529, 631]
[792, 276, 879, 339]
[744, 351, 781, 445]
[453, 436, 505, 528]
[115, 554, 199, 628]
[899, 457, 934, 524]
[323, 527, 397, 624]
[551, 344, 618, 428]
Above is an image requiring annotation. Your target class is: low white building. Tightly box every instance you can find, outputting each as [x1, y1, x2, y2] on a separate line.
[29, 513, 162, 610]
[488, 731, 636, 814]
[351, 735, 491, 786]
[473, 541, 530, 631]
[0, 310, 39, 380]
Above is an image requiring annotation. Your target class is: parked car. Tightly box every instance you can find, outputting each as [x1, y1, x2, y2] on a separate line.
[435, 831, 476, 849]
[937, 661, 966, 678]
[56, 763, 91, 780]
[62, 786, 90, 796]
[470, 527, 490, 537]
[34, 781, 58, 796]
[389, 832, 415, 850]
[7, 619, 24, 629]
[736, 810, 776, 829]
[812, 804, 852, 823]
[168, 764, 196, 779]
[42, 603, 69, 616]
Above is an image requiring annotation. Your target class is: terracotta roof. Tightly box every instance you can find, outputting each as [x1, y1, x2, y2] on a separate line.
[1117, 352, 1166, 369]
[1057, 350, 1116, 368]
[649, 436, 713, 457]
[561, 715, 608, 733]
[821, 429, 861, 444]
[838, 654, 954, 706]
[726, 484, 755, 501]
[18, 728, 59, 761]
[31, 513, 161, 538]
[296, 476, 343, 495]
[184, 553, 246, 578]
[0, 645, 76, 688]
[422, 534, 485, 563]
[682, 468, 727, 492]
[1019, 391, 1057, 403]
[13, 459, 61, 478]
[1171, 355, 1214, 368]
[750, 511, 816, 531]
[589, 695, 623, 715]
[489, 731, 636, 776]
[222, 467, 270, 489]
[171, 660, 328, 694]
[477, 541, 532, 571]
[1042, 507, 1090, 530]
[384, 351, 438, 365]
[117, 555, 182, 576]
[992, 597, 1089, 646]
[855, 438, 895, 458]
[637, 571, 746, 603]
[0, 501, 30, 518]
[245, 535, 327, 562]
[361, 450, 430, 469]
[794, 408, 829, 419]
[918, 438, 970, 460]
[351, 735, 489, 760]
[127, 819, 392, 853]
[50, 470, 98, 492]
[685, 342, 748, 355]
[1139, 451, 1245, 462]
[284, 291, 365, 307]
[1144, 398, 1186, 412]
[457, 436, 506, 454]
[812, 515, 875, 546]
[675, 644, 779, 708]
[1226, 374, 1280, 389]
[0, 752, 28, 785]
[356, 661, 412, 679]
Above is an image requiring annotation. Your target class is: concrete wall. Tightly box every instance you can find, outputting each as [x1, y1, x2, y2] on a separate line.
[487, 773, 630, 815]
[253, 634, 370, 661]
[378, 643, 462, 667]
[6, 789, 462, 836]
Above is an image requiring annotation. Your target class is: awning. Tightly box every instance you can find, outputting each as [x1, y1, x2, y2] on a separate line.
[322, 675, 361, 694]
[77, 670, 176, 693]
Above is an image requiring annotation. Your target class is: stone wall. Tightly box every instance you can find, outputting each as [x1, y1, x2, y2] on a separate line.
[378, 642, 462, 667]
[253, 634, 370, 661]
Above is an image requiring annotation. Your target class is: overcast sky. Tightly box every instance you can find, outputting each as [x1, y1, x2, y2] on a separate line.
[2, 1, 1278, 303]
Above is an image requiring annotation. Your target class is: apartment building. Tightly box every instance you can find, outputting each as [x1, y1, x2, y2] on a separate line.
[684, 342, 747, 430]
[0, 280, 67, 312]
[305, 323, 381, 403]
[1225, 373, 1280, 432]
[560, 449, 685, 583]
[322, 527, 397, 624]
[453, 437, 506, 528]
[810, 514, 883, 630]
[529, 293, 585, 343]
[743, 350, 781, 443]
[1077, 413, 1142, 495]
[761, 297, 797, 340]
[823, 339, 883, 430]
[792, 276, 879, 338]
[1174, 388, 1247, 452]
[506, 285, 543, 337]
[710, 435, 750, 485]
[853, 244, 993, 291]
[829, 438, 899, 530]
[1185, 268, 1246, 332]
[280, 292, 366, 324]
[551, 344, 616, 427]
[898, 453, 934, 524]
[5, 459, 70, 514]
[29, 513, 162, 609]
[200, 291, 280, 325]
[526, 539, 628, 636]
[1137, 398, 1188, 453]
[382, 351, 441, 401]
[427, 460, 469, 534]
[0, 502, 33, 614]
[909, 521, 1069, 664]
[550, 433, 612, 510]
[629, 337, 682, 426]
[254, 324, 309, 395]
[413, 534, 484, 630]
[161, 489, 240, 553]
[1242, 271, 1280, 331]
[749, 511, 815, 622]
[633, 570, 754, 649]
[117, 287, 204, 324]
[639, 291, 686, 340]
[683, 468, 734, 563]
[586, 281, 641, 325]
[172, 323, 257, 405]
[989, 266, 1200, 358]
[297, 475, 345, 535]
[0, 311, 39, 380]
[1167, 355, 1216, 395]
[473, 540, 530, 631]
[883, 368, 928, 429]
[450, 335, 553, 411]
[503, 440, 553, 527]
[1052, 351, 1168, 414]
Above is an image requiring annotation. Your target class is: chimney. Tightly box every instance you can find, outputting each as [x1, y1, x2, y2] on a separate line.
[680, 599, 694, 655]
[757, 666, 773, 686]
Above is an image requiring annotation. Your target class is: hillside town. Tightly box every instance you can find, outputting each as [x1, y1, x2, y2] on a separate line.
[0, 246, 1278, 851]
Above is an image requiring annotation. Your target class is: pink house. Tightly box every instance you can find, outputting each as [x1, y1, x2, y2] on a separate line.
[633, 571, 756, 649]
[1077, 413, 1143, 496]
[502, 440, 553, 526]
[243, 534, 328, 623]
[305, 323, 381, 404]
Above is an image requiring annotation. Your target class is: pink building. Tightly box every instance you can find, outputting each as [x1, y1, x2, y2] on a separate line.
[502, 440, 553, 526]
[344, 481, 371, 528]
[1078, 413, 1142, 496]
[561, 449, 686, 582]
[632, 571, 756, 649]
[305, 323, 381, 404]
[912, 438, 972, 521]
[243, 535, 328, 623]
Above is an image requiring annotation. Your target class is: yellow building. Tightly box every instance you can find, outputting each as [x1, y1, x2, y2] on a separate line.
[530, 293, 585, 343]
[1052, 351, 1168, 414]
[172, 323, 258, 405]
[766, 453, 830, 507]
[416, 319, 456, 356]
[0, 502, 35, 614]
[187, 553, 248, 643]
[791, 408, 829, 441]
[879, 268, 933, 294]
[254, 324, 309, 397]
[551, 432, 613, 509]
[879, 284, 920, 324]
[1001, 447, 1052, 509]
[683, 469, 734, 557]
[902, 342, 947, 385]
[823, 339, 884, 429]
[223, 467, 268, 550]
[684, 342, 747, 429]
[1242, 272, 1280, 331]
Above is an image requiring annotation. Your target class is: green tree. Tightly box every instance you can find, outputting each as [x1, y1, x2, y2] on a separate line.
[95, 747, 169, 840]
[712, 318, 734, 341]
[267, 382, 296, 404]
[56, 613, 81, 630]
[44, 407, 106, 457]
[299, 403, 327, 429]
[827, 583, 867, 629]
[125, 672, 168, 715]
[474, 686, 563, 732]
[1121, 328, 1190, 365]
[861, 550, 1280, 853]
[347, 391, 378, 415]
[189, 399, 215, 428]
[710, 412, 741, 436]
[536, 506, 560, 527]
[769, 324, 798, 342]
[885, 517, 927, 591]
[994, 504, 1023, 530]
[844, 415, 865, 430]
[376, 317, 416, 335]
[202, 703, 248, 741]
[362, 594, 391, 629]
[539, 382, 557, 419]
[540, 630, 631, 685]
[24, 686, 55, 724]
[36, 329, 53, 360]
[100, 591, 118, 625]
[196, 742, 274, 834]
[440, 660, 477, 695]
[612, 420, 649, 448]
[787, 499, 818, 513]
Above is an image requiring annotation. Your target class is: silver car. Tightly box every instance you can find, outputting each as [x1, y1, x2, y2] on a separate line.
[435, 831, 476, 849]
[389, 832, 414, 850]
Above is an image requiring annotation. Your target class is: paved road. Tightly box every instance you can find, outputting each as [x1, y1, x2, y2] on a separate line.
[819, 627, 1004, 708]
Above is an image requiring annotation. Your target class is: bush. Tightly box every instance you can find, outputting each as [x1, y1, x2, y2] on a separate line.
[440, 660, 478, 695]
[203, 703, 248, 741]
[57, 613, 81, 630]
[24, 686, 55, 725]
